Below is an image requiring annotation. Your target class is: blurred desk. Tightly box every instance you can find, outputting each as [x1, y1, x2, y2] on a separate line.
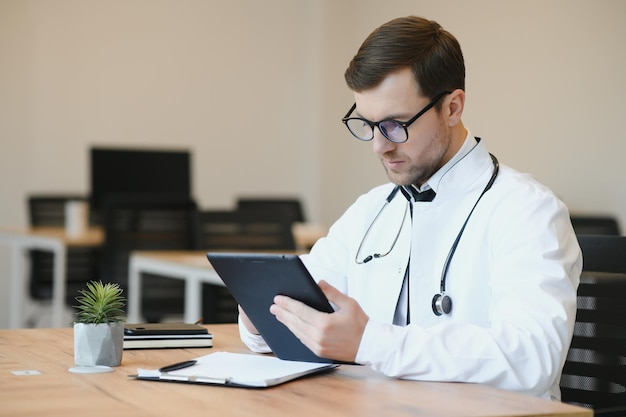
[0, 226, 103, 328]
[127, 251, 221, 324]
[0, 224, 325, 328]
[128, 249, 308, 323]
[291, 222, 328, 250]
[0, 324, 591, 417]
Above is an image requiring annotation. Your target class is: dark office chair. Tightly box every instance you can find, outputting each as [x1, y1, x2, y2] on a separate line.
[570, 215, 621, 236]
[236, 197, 306, 223]
[560, 234, 626, 416]
[100, 195, 200, 322]
[198, 209, 296, 251]
[198, 209, 297, 323]
[26, 194, 101, 325]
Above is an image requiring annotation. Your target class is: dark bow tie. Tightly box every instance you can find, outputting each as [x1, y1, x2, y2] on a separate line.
[400, 185, 436, 202]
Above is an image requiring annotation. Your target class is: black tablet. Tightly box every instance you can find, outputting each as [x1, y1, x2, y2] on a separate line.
[206, 252, 335, 363]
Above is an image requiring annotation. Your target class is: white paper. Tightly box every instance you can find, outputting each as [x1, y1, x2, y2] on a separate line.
[136, 351, 337, 387]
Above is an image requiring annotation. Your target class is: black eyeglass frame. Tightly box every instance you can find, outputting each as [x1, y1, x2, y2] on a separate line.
[341, 91, 452, 143]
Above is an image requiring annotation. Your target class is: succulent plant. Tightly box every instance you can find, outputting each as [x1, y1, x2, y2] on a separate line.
[74, 280, 126, 324]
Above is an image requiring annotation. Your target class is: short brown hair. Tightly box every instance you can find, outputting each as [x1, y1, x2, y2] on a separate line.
[344, 16, 465, 101]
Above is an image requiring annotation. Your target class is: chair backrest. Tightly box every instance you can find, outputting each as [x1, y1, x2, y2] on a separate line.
[101, 195, 200, 287]
[197, 208, 296, 324]
[560, 234, 626, 414]
[27, 194, 100, 307]
[570, 216, 621, 236]
[28, 194, 87, 226]
[236, 197, 306, 223]
[198, 209, 296, 251]
[99, 195, 199, 322]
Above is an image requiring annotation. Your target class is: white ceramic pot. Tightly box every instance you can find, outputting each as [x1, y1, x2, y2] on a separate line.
[73, 322, 124, 367]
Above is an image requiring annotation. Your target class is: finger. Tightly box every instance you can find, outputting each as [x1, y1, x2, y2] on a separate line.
[271, 308, 318, 352]
[318, 280, 349, 308]
[270, 301, 318, 350]
[273, 295, 318, 325]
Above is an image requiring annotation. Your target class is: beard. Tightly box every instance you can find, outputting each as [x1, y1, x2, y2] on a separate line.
[381, 120, 452, 187]
[381, 145, 448, 187]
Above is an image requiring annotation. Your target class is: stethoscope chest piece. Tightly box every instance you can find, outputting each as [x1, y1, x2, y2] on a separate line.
[431, 293, 452, 316]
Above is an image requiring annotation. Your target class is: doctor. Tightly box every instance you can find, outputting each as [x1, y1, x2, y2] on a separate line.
[238, 16, 581, 400]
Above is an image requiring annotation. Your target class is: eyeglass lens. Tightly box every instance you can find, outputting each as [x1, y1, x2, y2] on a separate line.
[345, 119, 407, 142]
[343, 91, 450, 143]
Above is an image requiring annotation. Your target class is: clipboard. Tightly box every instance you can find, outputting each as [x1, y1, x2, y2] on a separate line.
[131, 352, 338, 388]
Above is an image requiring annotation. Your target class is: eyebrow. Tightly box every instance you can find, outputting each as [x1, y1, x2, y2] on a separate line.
[354, 109, 414, 122]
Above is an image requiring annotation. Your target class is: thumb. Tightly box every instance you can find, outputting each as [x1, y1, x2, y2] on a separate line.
[318, 280, 349, 308]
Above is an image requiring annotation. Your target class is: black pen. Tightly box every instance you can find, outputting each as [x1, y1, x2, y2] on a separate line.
[159, 360, 197, 373]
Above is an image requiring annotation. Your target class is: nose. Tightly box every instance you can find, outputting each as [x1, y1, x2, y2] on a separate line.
[372, 128, 396, 156]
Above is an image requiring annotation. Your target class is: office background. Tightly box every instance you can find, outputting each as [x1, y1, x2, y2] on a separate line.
[1, 0, 624, 328]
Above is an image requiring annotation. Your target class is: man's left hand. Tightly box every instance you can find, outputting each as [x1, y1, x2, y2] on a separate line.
[269, 280, 369, 362]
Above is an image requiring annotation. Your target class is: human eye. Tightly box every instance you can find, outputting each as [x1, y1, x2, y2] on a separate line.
[379, 120, 405, 141]
[346, 118, 373, 140]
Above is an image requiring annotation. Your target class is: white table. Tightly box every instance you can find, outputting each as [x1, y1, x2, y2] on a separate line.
[1, 223, 325, 328]
[126, 223, 327, 323]
[0, 227, 102, 328]
[127, 251, 223, 323]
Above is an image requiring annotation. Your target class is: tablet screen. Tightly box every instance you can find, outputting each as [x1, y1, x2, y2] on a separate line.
[206, 252, 335, 363]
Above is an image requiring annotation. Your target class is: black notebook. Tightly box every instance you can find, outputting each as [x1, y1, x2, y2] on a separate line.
[124, 323, 213, 349]
[206, 252, 335, 363]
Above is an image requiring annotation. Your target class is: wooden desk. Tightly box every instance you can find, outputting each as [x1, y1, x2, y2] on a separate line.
[0, 324, 591, 417]
[0, 224, 325, 328]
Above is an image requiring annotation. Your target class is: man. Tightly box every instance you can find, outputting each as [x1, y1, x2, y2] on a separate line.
[239, 16, 581, 400]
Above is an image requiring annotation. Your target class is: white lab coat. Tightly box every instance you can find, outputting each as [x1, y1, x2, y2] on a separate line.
[239, 135, 582, 400]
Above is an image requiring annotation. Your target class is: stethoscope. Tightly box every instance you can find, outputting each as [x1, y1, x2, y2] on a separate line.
[354, 152, 499, 316]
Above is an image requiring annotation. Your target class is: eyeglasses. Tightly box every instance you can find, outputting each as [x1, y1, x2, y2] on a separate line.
[341, 91, 451, 143]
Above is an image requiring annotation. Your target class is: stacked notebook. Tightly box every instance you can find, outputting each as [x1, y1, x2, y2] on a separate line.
[123, 323, 213, 350]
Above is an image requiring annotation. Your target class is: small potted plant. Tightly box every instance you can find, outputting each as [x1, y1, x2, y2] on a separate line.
[73, 280, 126, 369]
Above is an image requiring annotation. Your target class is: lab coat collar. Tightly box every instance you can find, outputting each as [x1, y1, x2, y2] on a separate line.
[423, 133, 493, 200]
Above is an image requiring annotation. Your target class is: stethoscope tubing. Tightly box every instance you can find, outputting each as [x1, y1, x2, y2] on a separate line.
[355, 150, 499, 315]
[438, 153, 499, 293]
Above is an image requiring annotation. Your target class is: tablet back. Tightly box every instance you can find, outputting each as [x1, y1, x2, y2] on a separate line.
[206, 252, 334, 363]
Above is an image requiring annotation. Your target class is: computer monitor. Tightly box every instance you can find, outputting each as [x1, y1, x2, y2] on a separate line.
[90, 147, 191, 212]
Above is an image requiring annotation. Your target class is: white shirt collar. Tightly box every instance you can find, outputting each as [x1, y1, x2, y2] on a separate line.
[419, 131, 478, 194]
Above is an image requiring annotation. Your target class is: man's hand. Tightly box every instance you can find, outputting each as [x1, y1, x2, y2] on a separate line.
[269, 280, 369, 362]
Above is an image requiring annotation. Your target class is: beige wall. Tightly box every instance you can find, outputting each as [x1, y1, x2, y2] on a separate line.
[1, 0, 625, 327]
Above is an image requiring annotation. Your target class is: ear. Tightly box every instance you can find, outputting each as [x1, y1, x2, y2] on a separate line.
[445, 89, 465, 127]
